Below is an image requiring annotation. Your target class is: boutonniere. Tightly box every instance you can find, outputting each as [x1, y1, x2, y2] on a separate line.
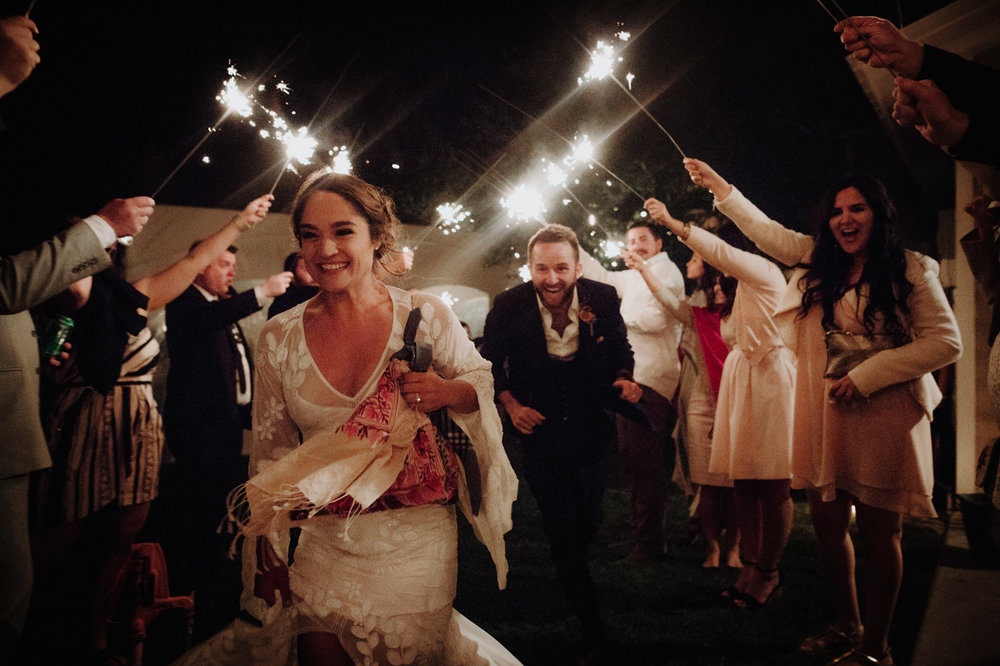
[578, 303, 596, 337]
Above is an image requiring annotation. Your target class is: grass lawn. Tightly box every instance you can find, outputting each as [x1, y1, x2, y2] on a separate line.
[454, 437, 947, 666]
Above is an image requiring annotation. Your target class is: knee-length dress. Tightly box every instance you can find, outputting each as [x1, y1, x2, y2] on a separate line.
[677, 227, 796, 481]
[656, 288, 732, 489]
[33, 274, 162, 527]
[173, 286, 520, 665]
[718, 187, 963, 516]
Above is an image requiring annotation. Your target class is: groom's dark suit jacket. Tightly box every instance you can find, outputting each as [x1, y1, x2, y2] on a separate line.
[480, 277, 637, 460]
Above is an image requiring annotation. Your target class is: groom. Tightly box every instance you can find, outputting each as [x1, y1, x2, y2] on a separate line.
[480, 223, 641, 663]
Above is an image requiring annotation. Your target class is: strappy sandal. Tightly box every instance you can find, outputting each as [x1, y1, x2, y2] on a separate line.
[732, 566, 782, 610]
[798, 625, 863, 655]
[827, 648, 893, 665]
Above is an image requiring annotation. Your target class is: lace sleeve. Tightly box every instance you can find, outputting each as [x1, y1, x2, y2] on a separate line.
[240, 316, 301, 620]
[250, 317, 303, 475]
[413, 293, 518, 589]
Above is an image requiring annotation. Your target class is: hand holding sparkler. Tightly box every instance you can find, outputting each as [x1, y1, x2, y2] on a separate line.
[643, 198, 688, 240]
[231, 193, 275, 232]
[0, 15, 39, 98]
[96, 196, 155, 239]
[682, 158, 733, 202]
[892, 77, 969, 148]
[834, 16, 924, 78]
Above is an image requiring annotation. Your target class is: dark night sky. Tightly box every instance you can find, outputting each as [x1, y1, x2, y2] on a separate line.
[0, 0, 959, 254]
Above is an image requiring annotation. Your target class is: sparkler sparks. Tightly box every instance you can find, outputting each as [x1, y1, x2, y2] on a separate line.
[327, 146, 353, 174]
[435, 202, 473, 235]
[500, 184, 547, 224]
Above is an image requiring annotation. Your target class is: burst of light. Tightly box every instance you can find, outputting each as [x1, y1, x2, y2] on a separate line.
[392, 163, 401, 170]
[588, 215, 597, 226]
[439, 291, 457, 307]
[217, 74, 254, 118]
[500, 184, 546, 223]
[626, 72, 635, 89]
[543, 160, 568, 188]
[275, 81, 291, 94]
[278, 127, 318, 168]
[201, 155, 211, 164]
[436, 202, 472, 234]
[616, 30, 631, 41]
[601, 239, 625, 259]
[518, 264, 531, 282]
[578, 40, 622, 84]
[564, 135, 595, 166]
[327, 146, 353, 174]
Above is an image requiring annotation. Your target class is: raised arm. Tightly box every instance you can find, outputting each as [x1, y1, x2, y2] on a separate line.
[620, 246, 692, 326]
[683, 158, 813, 267]
[133, 195, 274, 311]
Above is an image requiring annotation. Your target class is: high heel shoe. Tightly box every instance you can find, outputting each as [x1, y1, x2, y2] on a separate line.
[732, 566, 781, 610]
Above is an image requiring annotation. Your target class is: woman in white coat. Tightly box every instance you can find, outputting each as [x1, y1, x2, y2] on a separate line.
[638, 203, 796, 612]
[684, 158, 962, 665]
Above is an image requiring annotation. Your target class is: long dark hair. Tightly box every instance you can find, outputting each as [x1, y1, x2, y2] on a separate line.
[798, 174, 912, 342]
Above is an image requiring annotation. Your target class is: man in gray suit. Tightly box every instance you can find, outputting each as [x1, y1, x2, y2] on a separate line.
[0, 14, 153, 649]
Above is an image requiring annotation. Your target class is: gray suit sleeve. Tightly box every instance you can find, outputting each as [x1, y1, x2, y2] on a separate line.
[0, 222, 112, 314]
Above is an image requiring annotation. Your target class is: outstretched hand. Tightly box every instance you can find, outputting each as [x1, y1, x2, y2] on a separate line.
[683, 158, 732, 200]
[97, 196, 156, 239]
[235, 194, 275, 231]
[0, 16, 40, 97]
[834, 16, 924, 78]
[643, 198, 685, 237]
[892, 77, 969, 148]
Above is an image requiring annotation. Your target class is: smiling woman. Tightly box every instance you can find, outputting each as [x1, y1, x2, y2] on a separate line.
[171, 170, 520, 665]
[684, 157, 961, 666]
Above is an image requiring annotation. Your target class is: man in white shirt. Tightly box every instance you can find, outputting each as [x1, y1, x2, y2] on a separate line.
[581, 220, 685, 562]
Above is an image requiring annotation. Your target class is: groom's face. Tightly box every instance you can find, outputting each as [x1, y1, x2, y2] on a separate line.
[529, 241, 582, 311]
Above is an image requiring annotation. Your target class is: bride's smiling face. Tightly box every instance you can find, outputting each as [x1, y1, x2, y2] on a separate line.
[298, 191, 378, 291]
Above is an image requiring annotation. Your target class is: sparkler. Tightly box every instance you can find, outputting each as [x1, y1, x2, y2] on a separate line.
[477, 84, 646, 203]
[24, 0, 36, 18]
[152, 64, 268, 198]
[579, 36, 687, 159]
[815, 0, 899, 77]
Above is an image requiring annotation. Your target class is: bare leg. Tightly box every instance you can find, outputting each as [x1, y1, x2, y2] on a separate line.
[298, 631, 353, 666]
[733, 480, 762, 595]
[699, 485, 723, 568]
[737, 480, 792, 604]
[854, 502, 903, 658]
[808, 489, 862, 634]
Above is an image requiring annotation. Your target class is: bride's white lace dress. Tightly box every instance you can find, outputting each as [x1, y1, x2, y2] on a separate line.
[171, 287, 520, 665]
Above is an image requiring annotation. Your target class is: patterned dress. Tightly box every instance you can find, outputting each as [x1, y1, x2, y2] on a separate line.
[34, 325, 162, 526]
[173, 286, 520, 665]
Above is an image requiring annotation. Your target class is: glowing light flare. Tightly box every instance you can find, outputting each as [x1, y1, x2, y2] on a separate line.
[518, 264, 531, 282]
[578, 40, 622, 84]
[327, 146, 353, 174]
[563, 135, 595, 167]
[600, 238, 625, 259]
[279, 127, 318, 167]
[217, 75, 254, 118]
[435, 202, 472, 234]
[500, 184, 547, 224]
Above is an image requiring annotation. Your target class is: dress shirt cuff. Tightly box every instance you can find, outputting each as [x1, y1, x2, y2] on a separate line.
[252, 286, 264, 305]
[82, 214, 118, 249]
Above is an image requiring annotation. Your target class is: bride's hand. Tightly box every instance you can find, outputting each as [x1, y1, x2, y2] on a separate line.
[253, 537, 292, 608]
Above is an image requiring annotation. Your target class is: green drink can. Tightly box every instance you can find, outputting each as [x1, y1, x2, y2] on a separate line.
[41, 315, 75, 357]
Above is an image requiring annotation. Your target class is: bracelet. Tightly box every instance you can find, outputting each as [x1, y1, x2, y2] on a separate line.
[679, 221, 691, 241]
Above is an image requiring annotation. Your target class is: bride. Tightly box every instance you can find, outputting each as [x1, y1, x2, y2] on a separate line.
[174, 171, 520, 665]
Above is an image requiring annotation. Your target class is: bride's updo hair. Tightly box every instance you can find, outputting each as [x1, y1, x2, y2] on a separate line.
[290, 170, 406, 276]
